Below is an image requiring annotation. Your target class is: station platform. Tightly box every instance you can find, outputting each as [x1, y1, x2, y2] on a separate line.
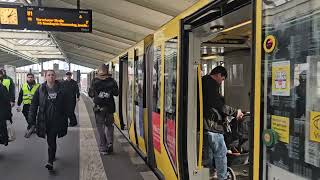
[0, 94, 158, 180]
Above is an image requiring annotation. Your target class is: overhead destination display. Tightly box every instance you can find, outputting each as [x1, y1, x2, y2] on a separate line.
[0, 5, 92, 32]
[25, 7, 92, 32]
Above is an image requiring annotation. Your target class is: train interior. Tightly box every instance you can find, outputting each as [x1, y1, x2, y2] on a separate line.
[186, 2, 252, 179]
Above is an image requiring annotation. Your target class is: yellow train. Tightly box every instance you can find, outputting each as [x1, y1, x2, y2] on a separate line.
[88, 0, 320, 179]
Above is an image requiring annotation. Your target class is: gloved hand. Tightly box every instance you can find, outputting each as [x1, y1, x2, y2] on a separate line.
[17, 106, 22, 112]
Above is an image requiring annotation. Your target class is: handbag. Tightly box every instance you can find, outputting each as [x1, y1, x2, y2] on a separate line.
[6, 120, 16, 142]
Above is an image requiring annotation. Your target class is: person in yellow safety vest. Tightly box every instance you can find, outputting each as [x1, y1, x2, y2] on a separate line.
[0, 69, 15, 108]
[17, 73, 40, 138]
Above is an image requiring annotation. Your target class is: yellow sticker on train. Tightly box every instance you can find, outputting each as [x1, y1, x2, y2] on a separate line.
[310, 111, 320, 143]
[271, 115, 289, 143]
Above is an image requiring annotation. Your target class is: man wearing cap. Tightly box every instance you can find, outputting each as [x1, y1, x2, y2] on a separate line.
[17, 73, 40, 137]
[64, 71, 80, 127]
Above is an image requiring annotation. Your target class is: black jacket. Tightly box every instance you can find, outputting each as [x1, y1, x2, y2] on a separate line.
[63, 79, 80, 99]
[4, 75, 15, 103]
[28, 81, 68, 138]
[0, 83, 10, 145]
[89, 77, 119, 113]
[202, 75, 237, 134]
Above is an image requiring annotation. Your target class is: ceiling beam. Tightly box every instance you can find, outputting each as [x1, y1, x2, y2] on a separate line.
[30, 54, 65, 59]
[54, 34, 120, 55]
[123, 0, 178, 17]
[68, 59, 99, 69]
[92, 29, 136, 46]
[55, 33, 124, 52]
[0, 31, 51, 40]
[14, 45, 59, 51]
[60, 41, 114, 58]
[65, 51, 108, 64]
[57, 39, 116, 57]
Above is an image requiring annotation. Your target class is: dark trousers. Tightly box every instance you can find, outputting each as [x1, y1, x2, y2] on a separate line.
[67, 100, 77, 125]
[22, 104, 31, 129]
[46, 129, 58, 164]
[94, 108, 114, 152]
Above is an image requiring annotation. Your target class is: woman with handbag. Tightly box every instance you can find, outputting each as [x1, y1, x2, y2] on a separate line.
[0, 70, 10, 146]
[28, 70, 69, 171]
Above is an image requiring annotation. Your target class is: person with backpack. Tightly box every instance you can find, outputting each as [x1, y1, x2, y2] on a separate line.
[89, 64, 119, 155]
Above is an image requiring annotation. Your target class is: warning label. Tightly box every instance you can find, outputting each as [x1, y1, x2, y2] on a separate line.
[271, 115, 290, 143]
[310, 111, 320, 143]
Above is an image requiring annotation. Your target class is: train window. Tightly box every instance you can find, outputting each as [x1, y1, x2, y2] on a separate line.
[164, 37, 178, 170]
[152, 46, 162, 154]
[134, 48, 145, 139]
[153, 47, 161, 113]
[127, 59, 134, 129]
[261, 1, 320, 179]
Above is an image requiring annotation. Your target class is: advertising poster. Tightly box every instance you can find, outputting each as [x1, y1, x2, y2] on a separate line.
[272, 61, 291, 96]
[271, 115, 290, 143]
[152, 112, 161, 153]
[310, 111, 320, 143]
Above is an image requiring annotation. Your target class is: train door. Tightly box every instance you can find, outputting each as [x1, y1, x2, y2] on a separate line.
[257, 0, 320, 180]
[180, 0, 253, 180]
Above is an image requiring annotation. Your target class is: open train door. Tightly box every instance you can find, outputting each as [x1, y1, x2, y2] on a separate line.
[180, 0, 256, 180]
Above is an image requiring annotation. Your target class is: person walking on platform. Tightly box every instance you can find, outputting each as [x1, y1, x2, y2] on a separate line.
[63, 71, 80, 127]
[0, 70, 10, 146]
[1, 69, 15, 108]
[17, 73, 40, 138]
[89, 64, 119, 155]
[28, 70, 68, 171]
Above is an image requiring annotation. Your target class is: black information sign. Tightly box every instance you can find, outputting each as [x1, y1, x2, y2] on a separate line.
[25, 6, 92, 32]
[0, 5, 92, 32]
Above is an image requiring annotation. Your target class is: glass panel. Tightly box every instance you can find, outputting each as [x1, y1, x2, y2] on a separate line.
[164, 37, 178, 171]
[127, 60, 134, 129]
[134, 49, 145, 139]
[152, 46, 162, 153]
[113, 63, 120, 113]
[261, 1, 320, 179]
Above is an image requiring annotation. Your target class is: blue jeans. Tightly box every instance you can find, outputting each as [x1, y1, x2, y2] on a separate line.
[205, 131, 227, 180]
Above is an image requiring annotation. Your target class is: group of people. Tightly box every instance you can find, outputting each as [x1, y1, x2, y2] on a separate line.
[0, 69, 81, 171]
[0, 64, 119, 172]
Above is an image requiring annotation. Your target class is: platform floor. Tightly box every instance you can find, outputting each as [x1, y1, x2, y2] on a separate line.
[0, 95, 158, 180]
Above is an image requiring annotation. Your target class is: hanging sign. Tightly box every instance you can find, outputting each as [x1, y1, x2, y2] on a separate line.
[0, 4, 92, 32]
[272, 61, 291, 96]
[25, 6, 92, 32]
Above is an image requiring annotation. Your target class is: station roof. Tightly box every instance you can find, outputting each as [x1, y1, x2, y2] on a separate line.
[0, 0, 198, 68]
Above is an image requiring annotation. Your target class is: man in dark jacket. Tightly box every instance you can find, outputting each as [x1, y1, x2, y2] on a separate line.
[0, 70, 10, 146]
[1, 69, 15, 107]
[89, 64, 118, 155]
[64, 71, 80, 127]
[28, 70, 68, 171]
[202, 66, 243, 180]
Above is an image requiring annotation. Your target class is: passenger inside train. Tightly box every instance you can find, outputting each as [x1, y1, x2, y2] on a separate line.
[190, 3, 253, 179]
